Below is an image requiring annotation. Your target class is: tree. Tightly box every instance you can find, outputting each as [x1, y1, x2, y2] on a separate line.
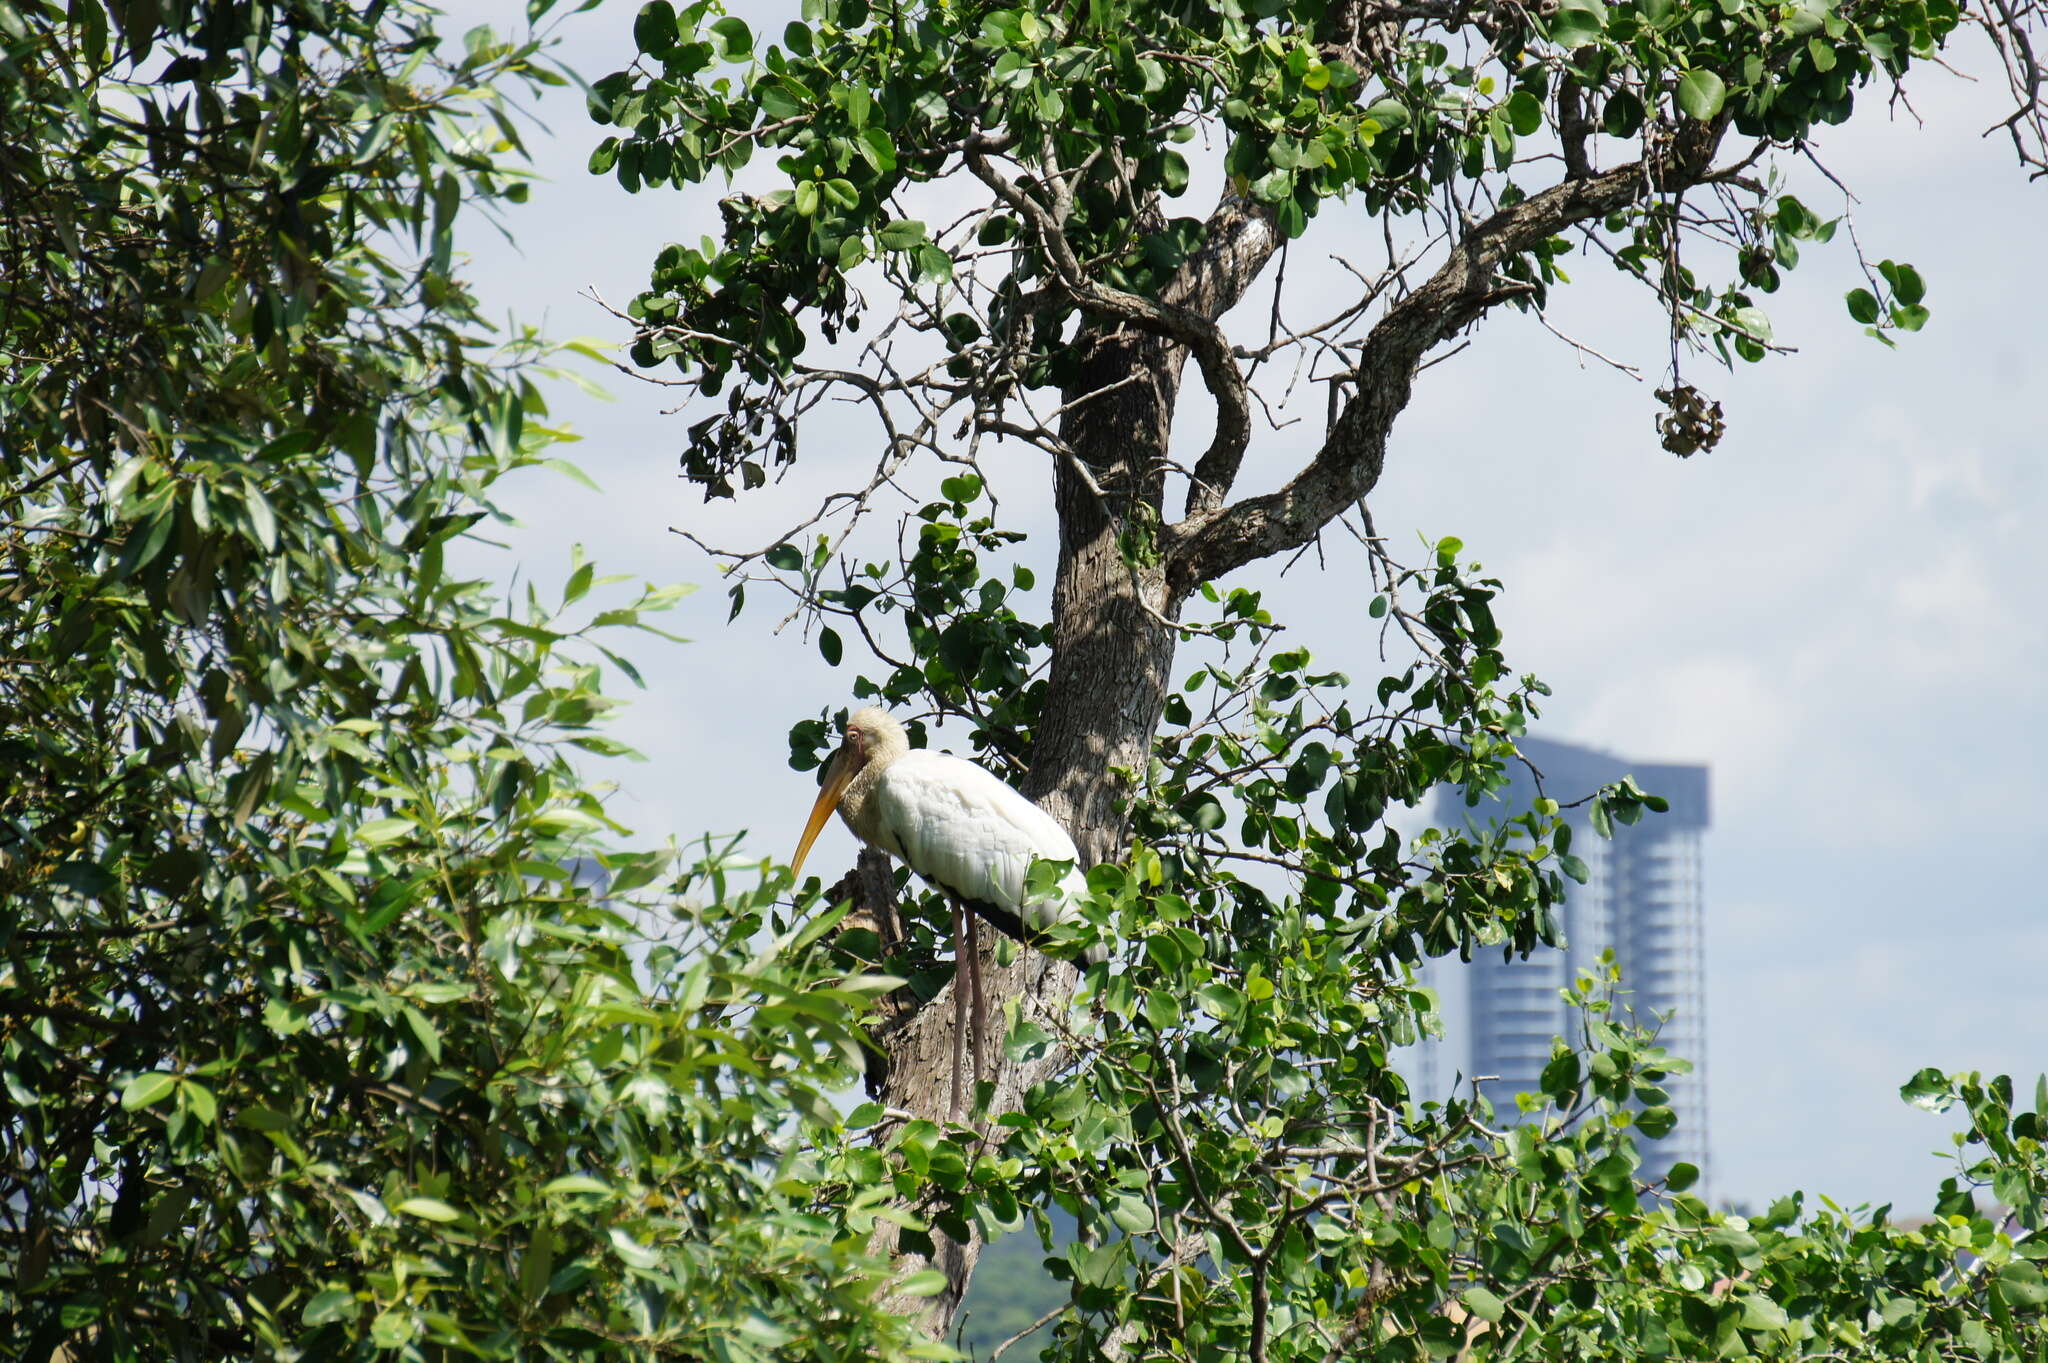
[1, 4, 928, 1357]
[592, 0, 2048, 1353]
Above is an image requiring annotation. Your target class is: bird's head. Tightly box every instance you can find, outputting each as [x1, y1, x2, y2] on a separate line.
[789, 707, 905, 883]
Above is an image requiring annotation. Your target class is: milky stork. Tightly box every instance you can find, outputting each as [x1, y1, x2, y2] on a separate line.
[789, 707, 1104, 1115]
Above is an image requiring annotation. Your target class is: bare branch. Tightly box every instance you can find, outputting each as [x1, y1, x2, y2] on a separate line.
[1971, 0, 2048, 177]
[1164, 123, 1729, 596]
[965, 144, 1274, 519]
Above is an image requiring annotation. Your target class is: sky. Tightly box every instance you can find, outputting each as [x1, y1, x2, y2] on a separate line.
[445, 2, 2047, 1216]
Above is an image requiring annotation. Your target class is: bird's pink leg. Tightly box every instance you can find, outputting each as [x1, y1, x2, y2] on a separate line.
[950, 899, 967, 1119]
[967, 910, 987, 1104]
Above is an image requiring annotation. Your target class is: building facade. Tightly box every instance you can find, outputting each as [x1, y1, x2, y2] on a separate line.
[1421, 736, 1711, 1194]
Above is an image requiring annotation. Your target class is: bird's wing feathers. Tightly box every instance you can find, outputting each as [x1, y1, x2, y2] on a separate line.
[874, 751, 1085, 929]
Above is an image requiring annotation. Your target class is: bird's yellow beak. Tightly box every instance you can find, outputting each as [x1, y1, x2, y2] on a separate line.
[790, 745, 858, 884]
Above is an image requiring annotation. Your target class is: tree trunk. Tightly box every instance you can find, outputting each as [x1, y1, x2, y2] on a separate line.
[1027, 326, 1187, 844]
[868, 324, 1192, 1337]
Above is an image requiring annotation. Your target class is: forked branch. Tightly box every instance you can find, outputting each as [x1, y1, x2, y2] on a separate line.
[1163, 120, 1730, 597]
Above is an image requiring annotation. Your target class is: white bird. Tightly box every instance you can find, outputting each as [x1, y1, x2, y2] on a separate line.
[789, 707, 1103, 1115]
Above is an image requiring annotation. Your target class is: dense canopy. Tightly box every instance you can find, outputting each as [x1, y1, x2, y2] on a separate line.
[2, 0, 2044, 1359]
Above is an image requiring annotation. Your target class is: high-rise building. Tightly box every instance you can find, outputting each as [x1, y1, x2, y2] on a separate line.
[1418, 736, 1711, 1194]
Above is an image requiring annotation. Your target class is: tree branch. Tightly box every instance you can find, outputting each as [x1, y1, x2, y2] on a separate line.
[1167, 192, 1280, 517]
[1163, 124, 1727, 597]
[964, 147, 1272, 520]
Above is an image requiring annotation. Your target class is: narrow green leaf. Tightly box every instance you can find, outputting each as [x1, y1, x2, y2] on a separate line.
[302, 1288, 359, 1325]
[896, 1269, 949, 1297]
[121, 1071, 178, 1110]
[179, 1078, 218, 1124]
[356, 817, 417, 846]
[243, 483, 279, 551]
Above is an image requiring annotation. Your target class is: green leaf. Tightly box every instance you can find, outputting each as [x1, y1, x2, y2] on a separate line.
[1603, 90, 1645, 138]
[1194, 982, 1244, 1022]
[370, 1310, 412, 1347]
[1249, 166, 1293, 203]
[121, 1071, 178, 1110]
[710, 15, 753, 60]
[876, 218, 927, 251]
[1783, 0, 1830, 35]
[1110, 1193, 1155, 1233]
[243, 483, 279, 551]
[179, 1078, 218, 1124]
[1900, 1067, 1951, 1111]
[896, 1269, 950, 1297]
[356, 816, 417, 846]
[1463, 1287, 1506, 1323]
[1998, 1259, 2048, 1308]
[1506, 90, 1543, 136]
[1665, 1161, 1700, 1192]
[1730, 306, 1772, 342]
[395, 1197, 462, 1223]
[1541, 1049, 1582, 1101]
[1636, 1104, 1677, 1138]
[1845, 288, 1880, 324]
[1706, 1224, 1761, 1263]
[1676, 69, 1727, 120]
[819, 627, 843, 666]
[915, 244, 954, 284]
[541, 1175, 612, 1197]
[1362, 98, 1408, 132]
[104, 453, 153, 509]
[609, 1226, 660, 1268]
[1549, 0, 1608, 47]
[633, 1, 678, 54]
[766, 543, 804, 571]
[302, 1288, 359, 1325]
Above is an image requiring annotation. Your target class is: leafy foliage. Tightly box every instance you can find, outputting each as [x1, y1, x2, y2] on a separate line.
[778, 491, 2048, 1359]
[6, 0, 2045, 1360]
[582, 0, 2048, 1346]
[0, 3, 926, 1358]
[596, 0, 1973, 498]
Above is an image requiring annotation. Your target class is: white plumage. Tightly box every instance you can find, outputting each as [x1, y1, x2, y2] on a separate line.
[863, 749, 1090, 943]
[789, 707, 1103, 1114]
